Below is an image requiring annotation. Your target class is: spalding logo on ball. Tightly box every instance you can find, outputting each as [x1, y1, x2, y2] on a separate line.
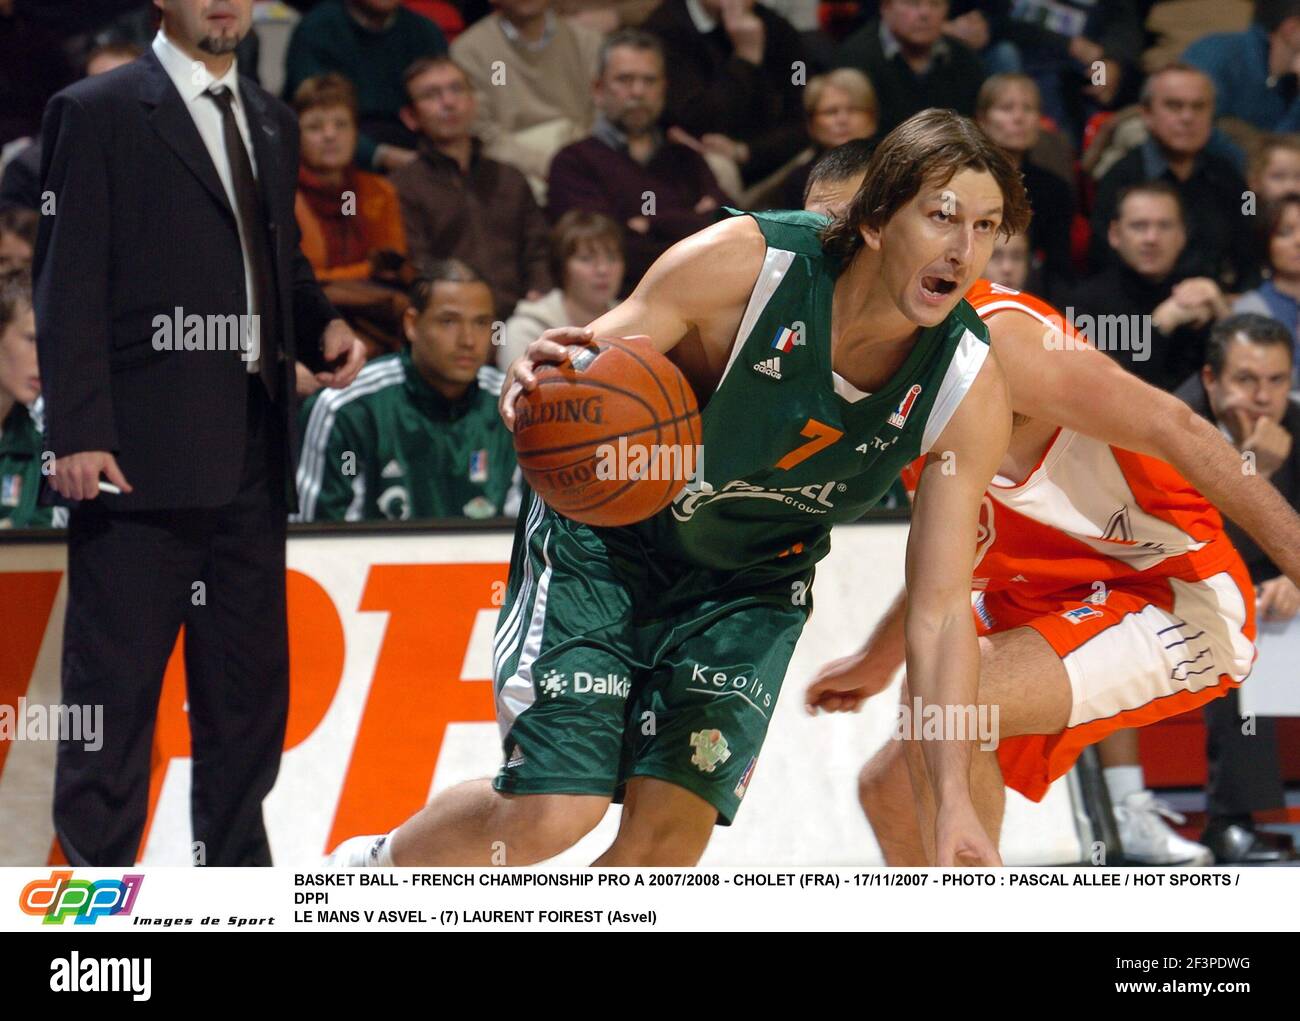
[513, 336, 702, 527]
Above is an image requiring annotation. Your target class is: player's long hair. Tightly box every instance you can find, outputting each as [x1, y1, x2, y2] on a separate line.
[821, 108, 1031, 263]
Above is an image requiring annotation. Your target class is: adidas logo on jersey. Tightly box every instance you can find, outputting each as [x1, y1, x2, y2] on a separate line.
[753, 356, 782, 379]
[381, 459, 403, 479]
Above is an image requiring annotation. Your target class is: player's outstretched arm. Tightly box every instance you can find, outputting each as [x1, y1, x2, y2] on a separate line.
[989, 308, 1300, 587]
[499, 215, 767, 430]
[805, 586, 908, 715]
[905, 348, 1012, 867]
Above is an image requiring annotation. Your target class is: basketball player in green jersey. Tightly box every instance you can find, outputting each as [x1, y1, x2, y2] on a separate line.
[328, 109, 1032, 868]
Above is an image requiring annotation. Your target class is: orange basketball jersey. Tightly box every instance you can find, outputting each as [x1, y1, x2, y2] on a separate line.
[902, 281, 1239, 600]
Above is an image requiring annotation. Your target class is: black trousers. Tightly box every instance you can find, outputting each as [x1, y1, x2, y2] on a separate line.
[53, 377, 289, 866]
[1204, 687, 1285, 819]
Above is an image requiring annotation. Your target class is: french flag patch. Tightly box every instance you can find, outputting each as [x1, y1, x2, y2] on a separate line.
[771, 325, 798, 352]
[888, 384, 923, 429]
[469, 449, 489, 483]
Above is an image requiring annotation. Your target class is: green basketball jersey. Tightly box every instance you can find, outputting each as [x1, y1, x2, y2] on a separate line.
[613, 207, 993, 586]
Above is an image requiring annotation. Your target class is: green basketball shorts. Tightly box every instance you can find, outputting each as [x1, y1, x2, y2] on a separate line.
[491, 492, 810, 824]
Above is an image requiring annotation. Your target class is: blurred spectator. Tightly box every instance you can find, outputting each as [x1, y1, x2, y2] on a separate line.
[975, 73, 1075, 292]
[645, 0, 808, 188]
[451, 0, 602, 194]
[294, 73, 411, 380]
[558, 0, 663, 32]
[1184, 1, 1300, 134]
[983, 230, 1032, 292]
[833, 0, 986, 137]
[0, 207, 36, 273]
[1088, 64, 1254, 292]
[1072, 181, 1229, 392]
[1233, 194, 1300, 385]
[779, 68, 877, 210]
[0, 40, 140, 213]
[295, 259, 519, 522]
[800, 138, 873, 218]
[547, 30, 728, 295]
[1004, 0, 1142, 143]
[393, 56, 551, 319]
[499, 210, 624, 368]
[1174, 313, 1297, 862]
[0, 267, 57, 528]
[294, 74, 407, 281]
[283, 0, 448, 173]
[1248, 133, 1300, 203]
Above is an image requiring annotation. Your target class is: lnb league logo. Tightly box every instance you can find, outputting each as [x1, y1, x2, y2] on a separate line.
[19, 871, 144, 925]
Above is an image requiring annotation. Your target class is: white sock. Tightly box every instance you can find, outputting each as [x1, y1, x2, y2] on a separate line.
[373, 829, 398, 867]
[1105, 765, 1145, 804]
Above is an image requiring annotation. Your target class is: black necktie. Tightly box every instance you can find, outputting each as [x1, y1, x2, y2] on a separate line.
[206, 85, 279, 400]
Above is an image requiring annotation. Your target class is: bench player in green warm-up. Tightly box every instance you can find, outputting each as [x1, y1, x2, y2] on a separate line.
[328, 109, 1031, 867]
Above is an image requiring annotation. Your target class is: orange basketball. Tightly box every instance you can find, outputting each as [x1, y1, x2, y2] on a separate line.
[512, 336, 702, 526]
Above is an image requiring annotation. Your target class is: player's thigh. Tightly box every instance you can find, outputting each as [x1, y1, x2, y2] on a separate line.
[975, 626, 1073, 738]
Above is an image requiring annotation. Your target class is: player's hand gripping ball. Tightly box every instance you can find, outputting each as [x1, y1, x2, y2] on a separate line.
[512, 336, 702, 526]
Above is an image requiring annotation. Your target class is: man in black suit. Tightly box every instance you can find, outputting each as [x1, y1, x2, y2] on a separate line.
[1175, 313, 1299, 863]
[34, 0, 364, 866]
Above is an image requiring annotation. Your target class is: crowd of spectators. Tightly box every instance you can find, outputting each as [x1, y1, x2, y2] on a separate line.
[0, 0, 1296, 524]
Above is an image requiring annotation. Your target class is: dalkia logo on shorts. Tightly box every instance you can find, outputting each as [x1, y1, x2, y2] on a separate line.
[689, 729, 731, 773]
[19, 871, 144, 925]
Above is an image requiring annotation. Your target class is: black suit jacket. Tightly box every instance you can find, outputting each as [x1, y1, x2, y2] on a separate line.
[33, 49, 337, 512]
[1174, 374, 1300, 583]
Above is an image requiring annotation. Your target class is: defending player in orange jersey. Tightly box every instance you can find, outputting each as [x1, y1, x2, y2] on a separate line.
[805, 256, 1300, 865]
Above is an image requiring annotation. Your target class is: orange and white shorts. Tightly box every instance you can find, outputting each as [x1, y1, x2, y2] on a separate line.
[976, 558, 1257, 802]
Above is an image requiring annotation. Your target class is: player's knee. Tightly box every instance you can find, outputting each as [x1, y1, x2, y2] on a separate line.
[494, 794, 607, 864]
[612, 811, 714, 866]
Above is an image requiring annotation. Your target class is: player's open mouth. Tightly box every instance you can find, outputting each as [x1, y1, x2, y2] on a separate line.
[920, 275, 958, 301]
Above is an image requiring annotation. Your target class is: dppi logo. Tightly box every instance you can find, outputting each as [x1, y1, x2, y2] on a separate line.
[19, 871, 144, 925]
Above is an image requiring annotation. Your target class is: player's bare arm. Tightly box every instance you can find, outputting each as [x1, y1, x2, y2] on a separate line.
[988, 307, 1300, 586]
[902, 346, 1012, 866]
[498, 215, 768, 429]
[805, 587, 906, 714]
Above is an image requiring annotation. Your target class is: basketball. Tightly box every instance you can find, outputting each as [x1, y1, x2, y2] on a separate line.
[512, 336, 702, 526]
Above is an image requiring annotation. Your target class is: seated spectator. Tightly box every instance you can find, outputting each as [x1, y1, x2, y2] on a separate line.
[644, 0, 809, 188]
[1071, 181, 1230, 391]
[394, 56, 551, 319]
[1174, 313, 1298, 863]
[294, 73, 411, 379]
[975, 73, 1075, 292]
[294, 74, 407, 282]
[0, 207, 35, 273]
[0, 269, 57, 528]
[547, 30, 727, 295]
[1003, 0, 1141, 143]
[1248, 133, 1300, 203]
[295, 259, 520, 522]
[983, 230, 1032, 292]
[779, 68, 878, 211]
[284, 0, 448, 173]
[500, 210, 624, 369]
[833, 0, 986, 137]
[450, 0, 602, 193]
[1233, 194, 1300, 387]
[1088, 63, 1255, 292]
[1184, 1, 1300, 135]
[0, 40, 140, 213]
[800, 138, 874, 218]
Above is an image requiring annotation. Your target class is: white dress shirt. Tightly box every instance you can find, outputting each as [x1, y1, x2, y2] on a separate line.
[151, 30, 262, 374]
